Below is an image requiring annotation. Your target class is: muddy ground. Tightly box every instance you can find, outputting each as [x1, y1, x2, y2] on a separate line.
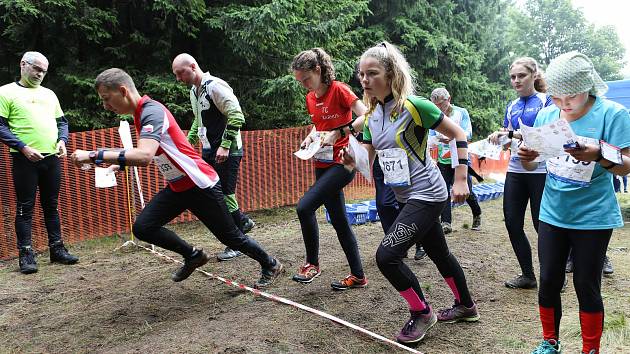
[1, 197, 628, 354]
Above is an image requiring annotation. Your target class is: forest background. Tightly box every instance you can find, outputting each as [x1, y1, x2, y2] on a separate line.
[0, 0, 626, 139]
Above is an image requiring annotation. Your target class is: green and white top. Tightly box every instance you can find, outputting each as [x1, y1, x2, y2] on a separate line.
[187, 72, 244, 157]
[363, 95, 448, 203]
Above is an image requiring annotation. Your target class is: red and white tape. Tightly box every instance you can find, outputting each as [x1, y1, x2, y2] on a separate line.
[135, 243, 423, 354]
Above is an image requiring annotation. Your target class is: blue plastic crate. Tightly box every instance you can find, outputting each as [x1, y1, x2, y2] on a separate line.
[324, 205, 368, 225]
[367, 205, 380, 222]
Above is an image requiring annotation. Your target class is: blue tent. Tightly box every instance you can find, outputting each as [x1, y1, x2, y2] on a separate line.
[604, 79, 630, 109]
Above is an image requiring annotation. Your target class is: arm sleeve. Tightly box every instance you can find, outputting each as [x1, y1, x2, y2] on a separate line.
[0, 115, 26, 149]
[187, 90, 199, 145]
[138, 103, 165, 142]
[57, 115, 69, 143]
[210, 82, 245, 149]
[362, 114, 372, 144]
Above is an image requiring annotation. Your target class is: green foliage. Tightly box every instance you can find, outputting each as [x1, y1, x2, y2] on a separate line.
[508, 0, 626, 80]
[0, 0, 625, 134]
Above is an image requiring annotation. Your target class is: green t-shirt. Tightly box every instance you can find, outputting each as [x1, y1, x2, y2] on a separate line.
[0, 82, 63, 153]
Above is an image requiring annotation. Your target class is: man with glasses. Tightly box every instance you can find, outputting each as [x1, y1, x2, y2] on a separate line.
[430, 87, 482, 234]
[0, 51, 78, 274]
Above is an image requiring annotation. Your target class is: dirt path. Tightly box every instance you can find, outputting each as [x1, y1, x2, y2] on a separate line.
[1, 198, 628, 353]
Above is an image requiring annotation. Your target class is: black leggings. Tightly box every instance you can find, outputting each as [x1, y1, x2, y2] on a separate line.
[372, 157, 402, 233]
[503, 172, 546, 277]
[376, 199, 473, 306]
[11, 153, 63, 248]
[538, 221, 611, 336]
[296, 164, 364, 278]
[133, 184, 274, 268]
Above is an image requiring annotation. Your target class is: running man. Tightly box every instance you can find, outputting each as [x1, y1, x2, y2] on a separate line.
[70, 68, 282, 288]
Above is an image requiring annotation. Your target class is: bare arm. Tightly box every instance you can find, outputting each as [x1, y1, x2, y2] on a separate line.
[71, 138, 160, 168]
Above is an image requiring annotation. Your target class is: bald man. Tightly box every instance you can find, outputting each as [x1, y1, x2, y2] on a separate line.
[172, 54, 253, 261]
[0, 51, 78, 274]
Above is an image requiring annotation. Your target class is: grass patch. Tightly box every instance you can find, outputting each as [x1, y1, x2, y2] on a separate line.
[498, 337, 528, 350]
[618, 193, 630, 222]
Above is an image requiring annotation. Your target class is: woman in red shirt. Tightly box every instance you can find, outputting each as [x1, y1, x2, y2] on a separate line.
[291, 48, 368, 290]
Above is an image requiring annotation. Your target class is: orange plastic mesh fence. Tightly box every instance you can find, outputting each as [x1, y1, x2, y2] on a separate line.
[0, 126, 374, 260]
[0, 127, 508, 260]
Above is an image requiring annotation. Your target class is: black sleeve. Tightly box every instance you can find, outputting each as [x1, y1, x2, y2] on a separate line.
[57, 115, 69, 143]
[0, 115, 26, 149]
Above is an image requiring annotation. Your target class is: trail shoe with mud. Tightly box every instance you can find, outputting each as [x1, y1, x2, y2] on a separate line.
[19, 246, 38, 274]
[49, 242, 79, 264]
[255, 258, 284, 289]
[172, 248, 210, 282]
[292, 263, 321, 284]
[396, 307, 437, 344]
[331, 274, 368, 290]
[437, 302, 480, 323]
[505, 274, 537, 289]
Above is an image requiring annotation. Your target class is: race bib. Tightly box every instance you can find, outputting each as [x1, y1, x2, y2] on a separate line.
[154, 154, 185, 182]
[377, 148, 410, 187]
[197, 127, 211, 149]
[546, 136, 597, 187]
[600, 141, 623, 165]
[313, 132, 334, 162]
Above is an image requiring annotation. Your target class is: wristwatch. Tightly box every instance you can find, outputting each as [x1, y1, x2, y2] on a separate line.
[88, 151, 97, 163]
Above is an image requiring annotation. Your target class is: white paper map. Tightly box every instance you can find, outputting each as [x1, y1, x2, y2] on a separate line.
[519, 118, 577, 162]
[294, 137, 322, 160]
[348, 135, 371, 180]
[95, 167, 117, 188]
[469, 139, 503, 160]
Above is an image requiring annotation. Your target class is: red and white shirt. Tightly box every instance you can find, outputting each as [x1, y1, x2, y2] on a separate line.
[133, 95, 218, 192]
[305, 81, 358, 168]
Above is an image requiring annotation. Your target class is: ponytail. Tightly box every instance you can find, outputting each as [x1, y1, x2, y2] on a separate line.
[290, 48, 336, 85]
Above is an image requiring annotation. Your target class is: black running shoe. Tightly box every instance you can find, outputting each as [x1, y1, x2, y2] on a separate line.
[414, 246, 426, 260]
[255, 258, 284, 289]
[49, 243, 79, 265]
[172, 248, 210, 282]
[504, 274, 537, 289]
[19, 247, 38, 274]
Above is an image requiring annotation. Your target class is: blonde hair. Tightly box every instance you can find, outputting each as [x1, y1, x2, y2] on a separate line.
[510, 57, 547, 93]
[290, 48, 335, 85]
[359, 41, 414, 114]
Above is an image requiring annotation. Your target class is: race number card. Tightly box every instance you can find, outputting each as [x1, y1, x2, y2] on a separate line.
[377, 148, 411, 187]
[153, 154, 185, 182]
[600, 140, 623, 165]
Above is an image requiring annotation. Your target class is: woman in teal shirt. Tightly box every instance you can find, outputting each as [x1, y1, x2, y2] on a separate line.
[519, 52, 630, 354]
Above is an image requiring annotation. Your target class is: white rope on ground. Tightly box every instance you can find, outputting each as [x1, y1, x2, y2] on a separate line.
[133, 242, 423, 354]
